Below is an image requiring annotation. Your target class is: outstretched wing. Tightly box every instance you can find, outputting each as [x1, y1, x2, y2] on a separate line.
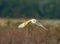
[34, 21, 47, 30]
[18, 20, 30, 28]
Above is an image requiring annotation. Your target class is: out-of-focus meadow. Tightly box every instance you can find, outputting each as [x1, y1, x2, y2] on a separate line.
[0, 0, 60, 44]
[0, 18, 60, 44]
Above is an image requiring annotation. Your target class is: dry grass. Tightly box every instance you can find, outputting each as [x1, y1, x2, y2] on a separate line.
[0, 18, 60, 44]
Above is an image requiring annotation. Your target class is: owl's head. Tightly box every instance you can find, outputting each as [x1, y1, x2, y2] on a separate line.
[30, 19, 37, 23]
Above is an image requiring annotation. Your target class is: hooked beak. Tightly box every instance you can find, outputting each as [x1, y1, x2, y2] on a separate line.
[34, 21, 47, 30]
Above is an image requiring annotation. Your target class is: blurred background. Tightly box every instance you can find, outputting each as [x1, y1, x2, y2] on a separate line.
[0, 0, 60, 44]
[0, 0, 60, 19]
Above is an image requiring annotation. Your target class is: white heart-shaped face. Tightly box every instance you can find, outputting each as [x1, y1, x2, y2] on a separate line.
[30, 19, 37, 23]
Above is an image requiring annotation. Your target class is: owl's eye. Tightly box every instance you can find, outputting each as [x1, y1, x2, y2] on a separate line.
[31, 19, 36, 23]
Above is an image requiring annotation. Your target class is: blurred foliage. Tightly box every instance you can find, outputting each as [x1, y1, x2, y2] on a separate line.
[0, 0, 60, 19]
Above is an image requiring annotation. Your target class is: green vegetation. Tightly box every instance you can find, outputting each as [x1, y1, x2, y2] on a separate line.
[0, 0, 60, 19]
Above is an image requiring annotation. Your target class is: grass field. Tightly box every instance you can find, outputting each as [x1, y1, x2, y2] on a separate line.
[0, 18, 60, 44]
